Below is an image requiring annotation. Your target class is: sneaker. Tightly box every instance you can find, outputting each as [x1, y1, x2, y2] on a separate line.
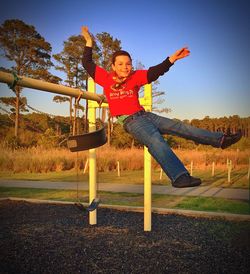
[172, 174, 202, 188]
[221, 131, 242, 149]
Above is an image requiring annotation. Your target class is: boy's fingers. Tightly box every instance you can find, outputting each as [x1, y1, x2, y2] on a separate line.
[176, 48, 185, 55]
[81, 26, 89, 33]
[178, 48, 190, 56]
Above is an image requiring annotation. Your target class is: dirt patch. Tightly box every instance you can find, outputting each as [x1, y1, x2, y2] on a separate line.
[1, 199, 249, 274]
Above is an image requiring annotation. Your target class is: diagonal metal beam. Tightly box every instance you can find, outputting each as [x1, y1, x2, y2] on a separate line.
[0, 71, 107, 103]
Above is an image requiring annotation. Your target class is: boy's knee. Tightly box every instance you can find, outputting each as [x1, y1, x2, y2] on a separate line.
[148, 133, 168, 150]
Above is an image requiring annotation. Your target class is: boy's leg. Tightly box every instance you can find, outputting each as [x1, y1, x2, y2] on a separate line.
[124, 114, 200, 186]
[146, 112, 224, 147]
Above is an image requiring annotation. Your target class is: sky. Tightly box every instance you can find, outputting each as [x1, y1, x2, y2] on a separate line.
[0, 0, 249, 121]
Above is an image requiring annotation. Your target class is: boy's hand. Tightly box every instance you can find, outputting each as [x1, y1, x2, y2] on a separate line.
[169, 47, 190, 63]
[81, 26, 93, 47]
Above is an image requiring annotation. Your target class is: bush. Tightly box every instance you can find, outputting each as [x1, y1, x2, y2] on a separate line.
[37, 128, 60, 149]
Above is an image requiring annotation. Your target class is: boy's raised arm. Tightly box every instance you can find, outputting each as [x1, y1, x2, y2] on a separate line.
[81, 26, 93, 47]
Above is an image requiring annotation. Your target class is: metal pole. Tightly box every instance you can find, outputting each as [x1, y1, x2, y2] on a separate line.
[190, 161, 193, 176]
[228, 160, 232, 183]
[0, 71, 107, 103]
[143, 84, 152, 232]
[247, 157, 250, 180]
[212, 162, 215, 177]
[88, 77, 97, 225]
[160, 168, 163, 180]
[117, 161, 121, 177]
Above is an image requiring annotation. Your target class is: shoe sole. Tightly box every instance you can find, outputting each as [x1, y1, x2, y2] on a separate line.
[172, 180, 202, 188]
[221, 133, 242, 149]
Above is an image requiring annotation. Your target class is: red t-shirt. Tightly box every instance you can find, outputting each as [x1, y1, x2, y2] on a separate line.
[94, 66, 148, 117]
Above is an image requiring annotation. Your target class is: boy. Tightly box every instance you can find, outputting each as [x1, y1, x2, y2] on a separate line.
[82, 26, 242, 188]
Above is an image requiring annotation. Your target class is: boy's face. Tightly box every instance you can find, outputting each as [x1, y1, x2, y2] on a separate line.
[112, 55, 132, 78]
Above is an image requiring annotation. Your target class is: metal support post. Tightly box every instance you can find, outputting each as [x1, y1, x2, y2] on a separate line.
[88, 77, 97, 225]
[143, 84, 152, 231]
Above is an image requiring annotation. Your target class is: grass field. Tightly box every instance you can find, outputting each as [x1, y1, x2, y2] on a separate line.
[1, 173, 249, 215]
[0, 186, 249, 215]
[0, 147, 249, 216]
[0, 167, 249, 188]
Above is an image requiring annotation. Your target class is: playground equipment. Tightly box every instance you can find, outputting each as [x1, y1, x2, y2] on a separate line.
[67, 89, 107, 152]
[0, 70, 153, 231]
[67, 127, 107, 152]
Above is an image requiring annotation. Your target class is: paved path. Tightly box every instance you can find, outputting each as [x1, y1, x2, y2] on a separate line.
[0, 180, 249, 201]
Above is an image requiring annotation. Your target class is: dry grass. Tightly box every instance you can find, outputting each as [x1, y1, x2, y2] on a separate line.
[0, 143, 249, 174]
[175, 149, 249, 169]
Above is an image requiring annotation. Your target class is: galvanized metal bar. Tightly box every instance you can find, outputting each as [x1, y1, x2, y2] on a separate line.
[0, 71, 107, 103]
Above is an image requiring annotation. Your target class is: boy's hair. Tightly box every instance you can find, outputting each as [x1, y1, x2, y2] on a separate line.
[111, 50, 132, 64]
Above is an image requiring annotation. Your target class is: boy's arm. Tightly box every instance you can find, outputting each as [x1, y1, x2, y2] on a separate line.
[81, 26, 109, 87]
[147, 57, 173, 83]
[147, 47, 190, 83]
[82, 26, 95, 79]
[82, 46, 96, 79]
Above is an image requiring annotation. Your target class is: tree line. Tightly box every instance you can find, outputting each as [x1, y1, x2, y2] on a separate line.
[0, 111, 249, 150]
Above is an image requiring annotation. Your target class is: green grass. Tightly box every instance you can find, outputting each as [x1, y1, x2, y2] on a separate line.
[0, 168, 249, 215]
[0, 170, 89, 182]
[175, 196, 250, 215]
[0, 168, 249, 188]
[191, 169, 249, 188]
[0, 169, 170, 185]
[1, 186, 249, 215]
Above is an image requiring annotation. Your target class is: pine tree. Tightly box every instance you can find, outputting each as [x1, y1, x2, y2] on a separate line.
[0, 19, 58, 138]
[53, 35, 93, 133]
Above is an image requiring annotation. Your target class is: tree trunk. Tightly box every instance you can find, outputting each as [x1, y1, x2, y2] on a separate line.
[77, 117, 80, 135]
[107, 117, 111, 146]
[102, 107, 107, 122]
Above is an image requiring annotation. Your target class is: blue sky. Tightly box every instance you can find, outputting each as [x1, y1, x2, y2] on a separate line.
[0, 0, 249, 120]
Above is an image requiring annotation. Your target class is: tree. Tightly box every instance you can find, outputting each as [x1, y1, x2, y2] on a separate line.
[151, 83, 171, 115]
[0, 19, 57, 138]
[53, 35, 93, 133]
[53, 35, 87, 89]
[95, 32, 121, 70]
[53, 95, 73, 132]
[0, 96, 28, 113]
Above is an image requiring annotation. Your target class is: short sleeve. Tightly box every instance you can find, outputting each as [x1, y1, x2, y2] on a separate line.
[134, 70, 148, 86]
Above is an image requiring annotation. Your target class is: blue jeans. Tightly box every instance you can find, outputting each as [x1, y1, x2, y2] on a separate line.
[123, 111, 223, 182]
